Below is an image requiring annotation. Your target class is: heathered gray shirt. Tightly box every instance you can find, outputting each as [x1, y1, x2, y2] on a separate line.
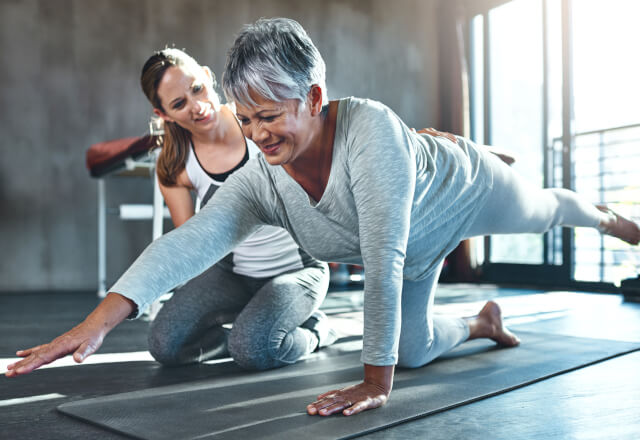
[110, 97, 493, 365]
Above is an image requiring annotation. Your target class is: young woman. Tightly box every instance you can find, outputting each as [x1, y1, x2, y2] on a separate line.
[8, 20, 639, 421]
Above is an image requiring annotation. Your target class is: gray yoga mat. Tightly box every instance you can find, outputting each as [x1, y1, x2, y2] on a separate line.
[58, 332, 640, 439]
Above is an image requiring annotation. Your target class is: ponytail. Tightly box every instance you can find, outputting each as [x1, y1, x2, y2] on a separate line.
[155, 120, 191, 186]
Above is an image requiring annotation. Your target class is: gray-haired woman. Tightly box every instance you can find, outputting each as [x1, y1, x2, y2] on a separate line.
[221, 18, 638, 416]
[8, 18, 638, 420]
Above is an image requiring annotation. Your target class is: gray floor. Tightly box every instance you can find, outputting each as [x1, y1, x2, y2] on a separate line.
[1, 286, 639, 439]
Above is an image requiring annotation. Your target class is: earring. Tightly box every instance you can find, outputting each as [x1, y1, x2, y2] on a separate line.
[149, 116, 165, 135]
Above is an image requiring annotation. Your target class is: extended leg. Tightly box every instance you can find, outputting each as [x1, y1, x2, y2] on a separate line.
[464, 151, 636, 240]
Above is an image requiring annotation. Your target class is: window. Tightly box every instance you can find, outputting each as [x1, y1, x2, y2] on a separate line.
[470, 0, 640, 286]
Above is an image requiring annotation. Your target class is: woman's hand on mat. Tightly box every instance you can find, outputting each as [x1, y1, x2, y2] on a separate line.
[307, 364, 394, 416]
[5, 321, 106, 377]
[5, 292, 135, 377]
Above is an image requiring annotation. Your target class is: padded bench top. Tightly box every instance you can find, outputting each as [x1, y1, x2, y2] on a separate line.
[86, 135, 158, 178]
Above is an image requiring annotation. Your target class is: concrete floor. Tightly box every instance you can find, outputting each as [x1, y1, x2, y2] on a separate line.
[1, 286, 639, 439]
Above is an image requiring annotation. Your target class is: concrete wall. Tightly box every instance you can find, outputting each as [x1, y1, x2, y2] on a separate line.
[0, 0, 441, 292]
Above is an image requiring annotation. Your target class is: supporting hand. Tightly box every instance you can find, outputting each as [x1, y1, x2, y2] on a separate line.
[307, 364, 394, 416]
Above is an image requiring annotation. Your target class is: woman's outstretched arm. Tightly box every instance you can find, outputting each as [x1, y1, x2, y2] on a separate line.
[7, 164, 268, 376]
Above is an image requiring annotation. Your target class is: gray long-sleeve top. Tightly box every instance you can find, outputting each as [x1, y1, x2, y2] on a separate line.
[110, 97, 493, 366]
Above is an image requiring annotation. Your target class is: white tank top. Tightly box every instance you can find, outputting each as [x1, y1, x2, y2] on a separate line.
[184, 136, 304, 277]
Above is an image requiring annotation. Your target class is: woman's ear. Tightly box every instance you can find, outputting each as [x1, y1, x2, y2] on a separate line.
[153, 108, 173, 123]
[308, 84, 324, 116]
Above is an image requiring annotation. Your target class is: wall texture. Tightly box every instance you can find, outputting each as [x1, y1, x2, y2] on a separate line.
[0, 0, 441, 291]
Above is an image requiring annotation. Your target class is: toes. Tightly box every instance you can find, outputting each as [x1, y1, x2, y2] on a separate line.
[597, 206, 640, 245]
[480, 301, 520, 347]
[502, 330, 520, 347]
[493, 331, 519, 348]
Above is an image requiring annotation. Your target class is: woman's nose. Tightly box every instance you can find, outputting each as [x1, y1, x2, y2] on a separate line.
[250, 123, 269, 143]
[193, 100, 204, 114]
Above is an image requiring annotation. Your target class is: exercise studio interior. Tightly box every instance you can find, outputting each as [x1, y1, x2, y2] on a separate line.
[2, 1, 639, 439]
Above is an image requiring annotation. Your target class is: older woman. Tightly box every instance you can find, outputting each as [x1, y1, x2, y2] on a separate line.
[7, 18, 638, 420]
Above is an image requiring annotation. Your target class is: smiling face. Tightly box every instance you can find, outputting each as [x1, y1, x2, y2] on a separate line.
[235, 90, 321, 167]
[154, 65, 221, 135]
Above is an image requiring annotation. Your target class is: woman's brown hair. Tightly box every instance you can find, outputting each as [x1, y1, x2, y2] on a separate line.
[140, 49, 208, 186]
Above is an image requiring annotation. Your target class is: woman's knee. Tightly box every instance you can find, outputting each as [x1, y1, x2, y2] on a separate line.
[396, 339, 434, 369]
[397, 353, 430, 369]
[228, 323, 298, 370]
[147, 329, 184, 366]
[228, 325, 273, 370]
[396, 356, 425, 369]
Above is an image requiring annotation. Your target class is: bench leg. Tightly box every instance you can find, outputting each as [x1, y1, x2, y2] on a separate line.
[152, 168, 164, 241]
[146, 168, 166, 319]
[97, 178, 107, 298]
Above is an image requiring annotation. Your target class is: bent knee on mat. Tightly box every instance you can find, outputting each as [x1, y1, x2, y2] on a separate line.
[148, 343, 187, 367]
[227, 345, 280, 371]
[396, 355, 429, 369]
[228, 330, 275, 370]
[147, 328, 191, 366]
[396, 340, 435, 368]
[228, 327, 295, 371]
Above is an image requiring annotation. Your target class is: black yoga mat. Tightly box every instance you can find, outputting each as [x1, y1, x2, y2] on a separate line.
[58, 332, 640, 440]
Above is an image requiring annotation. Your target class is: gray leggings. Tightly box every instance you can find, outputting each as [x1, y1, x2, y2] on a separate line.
[397, 149, 606, 368]
[148, 255, 329, 370]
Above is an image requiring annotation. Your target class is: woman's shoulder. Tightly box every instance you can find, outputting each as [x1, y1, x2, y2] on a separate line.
[165, 166, 194, 190]
[340, 96, 392, 114]
[339, 96, 398, 129]
[180, 162, 196, 187]
[337, 96, 403, 145]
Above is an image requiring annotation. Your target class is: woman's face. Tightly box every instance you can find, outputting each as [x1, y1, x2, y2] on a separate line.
[154, 65, 221, 134]
[235, 92, 315, 167]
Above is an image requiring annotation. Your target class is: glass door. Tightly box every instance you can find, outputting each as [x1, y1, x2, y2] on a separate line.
[469, 0, 640, 287]
[470, 0, 567, 284]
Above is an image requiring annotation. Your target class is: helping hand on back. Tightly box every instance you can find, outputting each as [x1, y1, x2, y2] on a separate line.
[414, 127, 458, 145]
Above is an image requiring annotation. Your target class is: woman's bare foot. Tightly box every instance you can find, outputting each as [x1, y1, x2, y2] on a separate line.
[467, 301, 520, 347]
[596, 206, 640, 245]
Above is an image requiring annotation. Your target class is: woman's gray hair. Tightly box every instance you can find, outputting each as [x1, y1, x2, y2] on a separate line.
[222, 18, 327, 109]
